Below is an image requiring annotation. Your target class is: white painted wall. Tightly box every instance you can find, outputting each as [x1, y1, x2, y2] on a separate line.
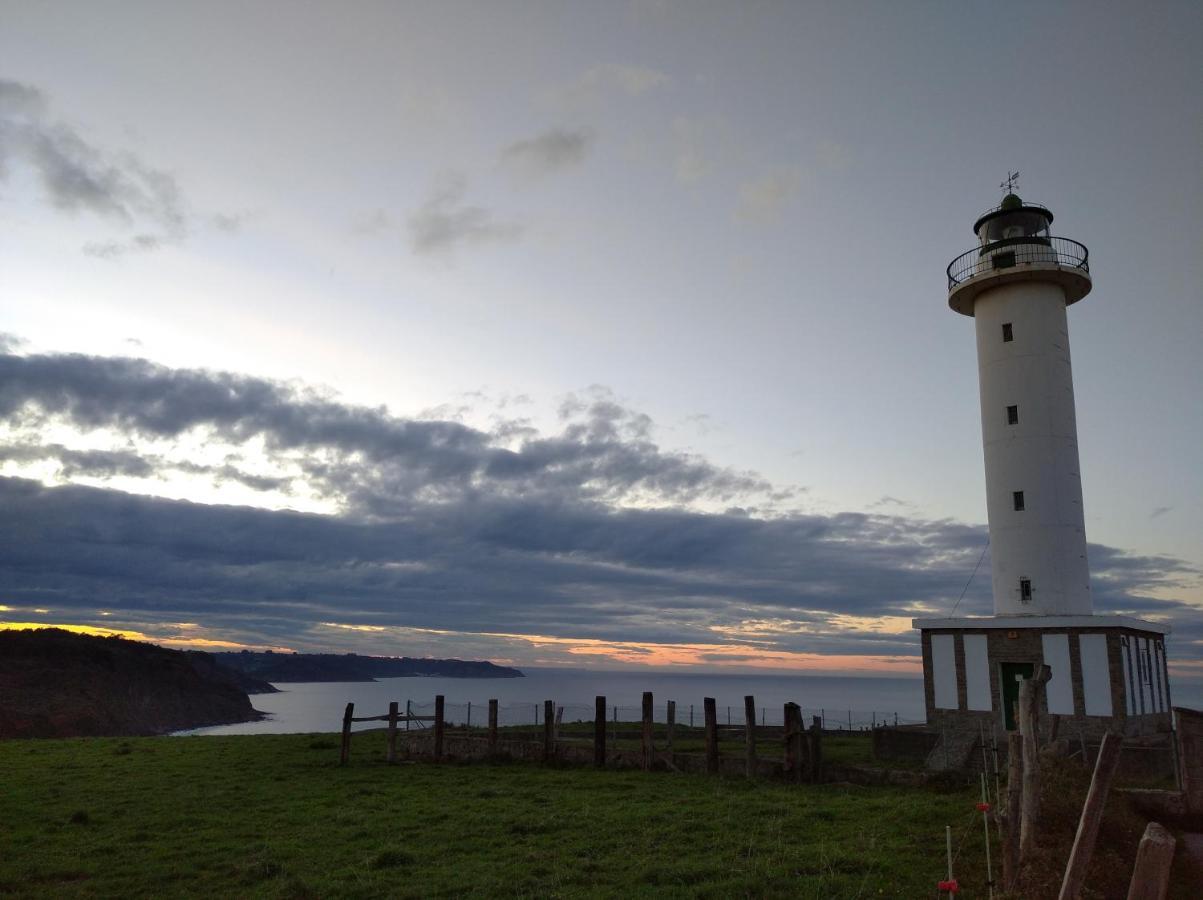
[1150, 640, 1159, 712]
[931, 634, 958, 710]
[1121, 637, 1135, 715]
[963, 634, 991, 711]
[1079, 634, 1113, 716]
[1041, 633, 1075, 715]
[972, 281, 1092, 616]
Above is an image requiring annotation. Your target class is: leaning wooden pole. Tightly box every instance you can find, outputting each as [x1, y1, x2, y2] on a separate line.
[543, 700, 555, 761]
[1125, 822, 1176, 900]
[1019, 664, 1051, 867]
[1058, 731, 1123, 900]
[1003, 731, 1022, 892]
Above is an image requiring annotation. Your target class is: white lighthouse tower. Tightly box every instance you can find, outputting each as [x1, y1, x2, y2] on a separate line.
[912, 183, 1171, 754]
[953, 191, 1093, 617]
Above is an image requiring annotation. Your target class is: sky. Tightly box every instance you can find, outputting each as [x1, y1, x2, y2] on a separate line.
[0, 1, 1200, 677]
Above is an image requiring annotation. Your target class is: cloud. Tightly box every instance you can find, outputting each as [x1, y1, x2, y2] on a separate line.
[1, 347, 1198, 668]
[555, 63, 669, 106]
[350, 208, 391, 236]
[501, 128, 592, 177]
[737, 166, 802, 223]
[407, 175, 523, 255]
[0, 78, 225, 255]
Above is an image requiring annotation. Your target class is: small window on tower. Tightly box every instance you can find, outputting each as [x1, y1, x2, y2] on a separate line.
[1002, 323, 1014, 342]
[1013, 490, 1025, 511]
[1007, 405, 1019, 425]
[1019, 578, 1032, 603]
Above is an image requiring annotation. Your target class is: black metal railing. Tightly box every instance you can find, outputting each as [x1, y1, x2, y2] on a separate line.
[947, 236, 1089, 289]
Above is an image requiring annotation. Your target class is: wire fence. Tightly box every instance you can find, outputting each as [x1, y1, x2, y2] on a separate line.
[397, 699, 921, 731]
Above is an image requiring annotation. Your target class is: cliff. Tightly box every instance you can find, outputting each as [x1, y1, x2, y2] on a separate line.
[214, 651, 524, 682]
[0, 629, 270, 739]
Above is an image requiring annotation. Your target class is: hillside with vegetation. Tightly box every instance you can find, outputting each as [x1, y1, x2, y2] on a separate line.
[0, 629, 272, 739]
[213, 650, 524, 682]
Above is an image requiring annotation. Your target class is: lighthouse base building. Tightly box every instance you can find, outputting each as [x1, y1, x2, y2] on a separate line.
[911, 193, 1172, 754]
[911, 616, 1172, 740]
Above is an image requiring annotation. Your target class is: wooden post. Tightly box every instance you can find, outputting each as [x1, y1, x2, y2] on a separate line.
[433, 695, 445, 761]
[1125, 822, 1176, 900]
[386, 701, 399, 764]
[594, 696, 606, 768]
[809, 715, 823, 782]
[784, 703, 803, 782]
[1003, 731, 1022, 892]
[1019, 664, 1051, 867]
[487, 699, 498, 753]
[543, 700, 555, 761]
[744, 695, 757, 778]
[666, 700, 676, 759]
[1058, 731, 1124, 900]
[405, 699, 411, 731]
[554, 705, 564, 742]
[340, 701, 354, 766]
[704, 697, 718, 774]
[641, 691, 654, 771]
[690, 703, 694, 728]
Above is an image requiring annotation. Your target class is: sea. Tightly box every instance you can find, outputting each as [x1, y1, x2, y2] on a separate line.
[175, 668, 932, 736]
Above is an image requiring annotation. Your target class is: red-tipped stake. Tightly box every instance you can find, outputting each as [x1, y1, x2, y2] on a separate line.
[981, 773, 995, 899]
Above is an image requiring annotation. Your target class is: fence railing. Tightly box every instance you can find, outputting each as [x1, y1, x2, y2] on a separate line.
[946, 236, 1089, 289]
[338, 691, 921, 779]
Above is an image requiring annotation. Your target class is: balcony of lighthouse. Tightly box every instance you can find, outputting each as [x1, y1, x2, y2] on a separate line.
[946, 194, 1091, 315]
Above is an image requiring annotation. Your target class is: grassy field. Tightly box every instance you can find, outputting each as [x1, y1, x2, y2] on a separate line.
[0, 731, 994, 898]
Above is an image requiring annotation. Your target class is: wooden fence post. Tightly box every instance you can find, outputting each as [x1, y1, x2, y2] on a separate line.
[809, 715, 823, 782]
[666, 700, 676, 759]
[1125, 822, 1176, 900]
[1058, 731, 1123, 900]
[405, 699, 411, 731]
[340, 702, 354, 766]
[543, 700, 555, 761]
[488, 699, 498, 754]
[641, 692, 654, 770]
[704, 697, 718, 774]
[594, 696, 606, 768]
[1004, 731, 1022, 892]
[783, 703, 803, 782]
[744, 695, 757, 778]
[1019, 664, 1051, 866]
[434, 695, 445, 761]
[386, 701, 398, 764]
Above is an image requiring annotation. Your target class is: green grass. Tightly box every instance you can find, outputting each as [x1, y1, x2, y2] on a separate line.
[0, 732, 994, 898]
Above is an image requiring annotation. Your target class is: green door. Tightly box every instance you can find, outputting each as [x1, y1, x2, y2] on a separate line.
[1001, 662, 1034, 730]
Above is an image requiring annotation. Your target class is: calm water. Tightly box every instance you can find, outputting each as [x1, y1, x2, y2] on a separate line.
[177, 668, 929, 735]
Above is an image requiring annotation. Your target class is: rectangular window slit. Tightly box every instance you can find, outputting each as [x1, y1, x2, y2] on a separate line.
[1002, 323, 1013, 342]
[1007, 405, 1019, 425]
[1013, 490, 1025, 511]
[1019, 578, 1032, 603]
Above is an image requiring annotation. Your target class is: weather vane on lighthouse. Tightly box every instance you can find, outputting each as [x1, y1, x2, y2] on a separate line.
[999, 170, 1020, 195]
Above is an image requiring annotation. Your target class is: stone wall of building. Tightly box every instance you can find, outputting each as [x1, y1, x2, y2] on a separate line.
[919, 625, 1171, 740]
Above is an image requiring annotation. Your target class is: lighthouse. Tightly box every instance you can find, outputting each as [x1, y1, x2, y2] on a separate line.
[912, 185, 1171, 754]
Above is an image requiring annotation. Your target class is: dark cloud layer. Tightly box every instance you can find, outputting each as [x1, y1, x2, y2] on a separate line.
[0, 348, 1198, 663]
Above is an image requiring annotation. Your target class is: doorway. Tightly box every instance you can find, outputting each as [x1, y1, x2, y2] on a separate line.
[1000, 662, 1034, 730]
